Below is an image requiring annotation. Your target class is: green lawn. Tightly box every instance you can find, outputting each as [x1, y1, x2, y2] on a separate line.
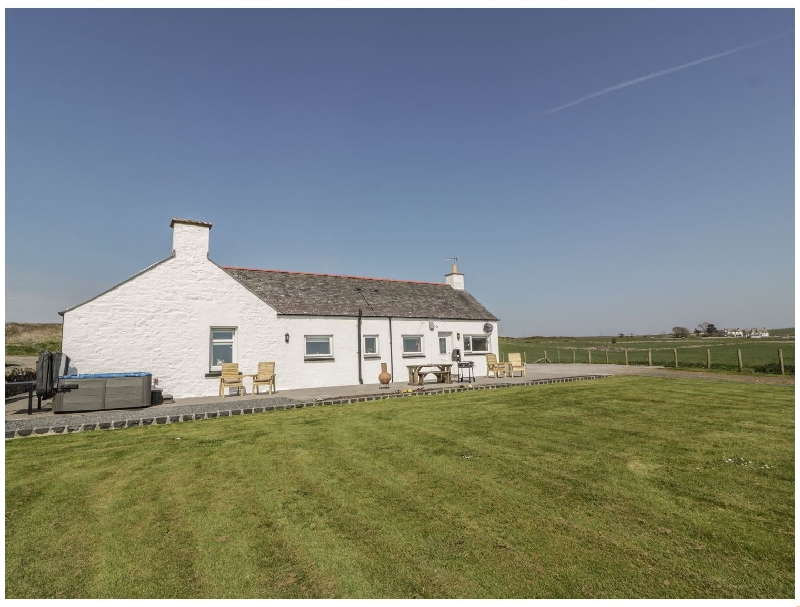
[6, 377, 794, 598]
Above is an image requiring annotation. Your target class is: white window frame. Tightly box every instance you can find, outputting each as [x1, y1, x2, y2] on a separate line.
[464, 334, 490, 354]
[305, 335, 334, 360]
[210, 327, 237, 372]
[363, 335, 380, 358]
[402, 334, 425, 358]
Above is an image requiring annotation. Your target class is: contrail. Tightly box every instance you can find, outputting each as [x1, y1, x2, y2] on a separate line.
[542, 30, 793, 116]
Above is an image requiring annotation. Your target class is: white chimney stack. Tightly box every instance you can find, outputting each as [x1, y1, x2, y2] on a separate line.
[170, 218, 212, 258]
[445, 263, 465, 290]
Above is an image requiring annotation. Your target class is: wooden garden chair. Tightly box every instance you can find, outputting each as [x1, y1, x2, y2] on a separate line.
[219, 362, 244, 396]
[485, 353, 507, 378]
[507, 352, 526, 377]
[252, 361, 276, 395]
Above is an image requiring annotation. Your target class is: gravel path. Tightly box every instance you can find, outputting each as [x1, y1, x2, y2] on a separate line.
[4, 355, 37, 368]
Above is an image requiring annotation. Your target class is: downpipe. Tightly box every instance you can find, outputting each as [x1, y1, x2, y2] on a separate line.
[357, 308, 363, 384]
[388, 316, 394, 380]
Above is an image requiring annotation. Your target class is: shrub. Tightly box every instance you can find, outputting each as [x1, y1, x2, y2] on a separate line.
[6, 367, 36, 398]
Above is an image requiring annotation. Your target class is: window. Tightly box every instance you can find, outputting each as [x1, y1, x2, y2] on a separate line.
[305, 335, 333, 359]
[464, 335, 489, 353]
[402, 335, 424, 357]
[364, 335, 379, 357]
[210, 328, 236, 371]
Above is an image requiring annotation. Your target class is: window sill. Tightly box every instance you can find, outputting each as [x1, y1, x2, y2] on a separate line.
[205, 371, 222, 378]
[304, 357, 335, 362]
[464, 352, 489, 356]
[402, 353, 426, 358]
[363, 354, 381, 359]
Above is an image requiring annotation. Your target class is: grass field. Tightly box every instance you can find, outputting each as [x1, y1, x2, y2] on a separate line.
[5, 322, 62, 356]
[499, 335, 795, 373]
[6, 377, 794, 598]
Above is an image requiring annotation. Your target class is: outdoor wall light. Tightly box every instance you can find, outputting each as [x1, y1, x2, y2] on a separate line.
[285, 333, 290, 343]
[457, 333, 461, 340]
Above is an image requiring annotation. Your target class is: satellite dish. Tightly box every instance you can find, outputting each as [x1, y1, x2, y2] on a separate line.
[483, 323, 493, 333]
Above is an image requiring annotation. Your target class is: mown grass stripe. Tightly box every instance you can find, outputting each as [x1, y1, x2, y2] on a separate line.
[6, 377, 793, 598]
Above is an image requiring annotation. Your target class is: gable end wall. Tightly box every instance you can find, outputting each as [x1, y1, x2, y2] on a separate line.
[61, 253, 281, 398]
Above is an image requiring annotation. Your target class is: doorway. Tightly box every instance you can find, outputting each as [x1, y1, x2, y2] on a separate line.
[437, 332, 452, 362]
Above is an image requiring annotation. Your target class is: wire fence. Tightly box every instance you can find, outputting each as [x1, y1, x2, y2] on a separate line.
[498, 343, 795, 375]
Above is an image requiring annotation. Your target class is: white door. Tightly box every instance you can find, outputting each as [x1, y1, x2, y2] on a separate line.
[437, 332, 452, 362]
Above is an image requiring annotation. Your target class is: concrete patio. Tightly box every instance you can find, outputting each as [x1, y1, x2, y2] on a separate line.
[5, 364, 616, 438]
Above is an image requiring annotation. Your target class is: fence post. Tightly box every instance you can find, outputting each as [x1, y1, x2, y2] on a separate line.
[624, 349, 629, 365]
[779, 349, 785, 375]
[572, 349, 576, 364]
[588, 349, 592, 364]
[544, 350, 547, 363]
[707, 348, 711, 370]
[557, 349, 560, 363]
[648, 349, 652, 366]
[737, 349, 743, 372]
[674, 348, 678, 368]
[605, 350, 609, 364]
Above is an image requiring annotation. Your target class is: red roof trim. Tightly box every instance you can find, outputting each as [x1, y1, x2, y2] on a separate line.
[222, 265, 448, 286]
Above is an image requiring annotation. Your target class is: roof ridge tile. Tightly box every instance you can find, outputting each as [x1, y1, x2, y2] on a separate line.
[222, 265, 447, 286]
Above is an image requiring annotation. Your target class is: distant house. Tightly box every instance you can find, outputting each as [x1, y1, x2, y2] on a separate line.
[60, 219, 499, 398]
[724, 328, 771, 338]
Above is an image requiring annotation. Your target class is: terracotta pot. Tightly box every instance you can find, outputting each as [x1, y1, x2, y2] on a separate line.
[378, 363, 392, 385]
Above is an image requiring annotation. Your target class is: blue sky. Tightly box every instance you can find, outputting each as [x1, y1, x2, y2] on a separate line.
[5, 8, 795, 336]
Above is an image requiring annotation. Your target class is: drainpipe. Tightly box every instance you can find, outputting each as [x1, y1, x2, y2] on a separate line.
[388, 317, 394, 380]
[357, 308, 363, 384]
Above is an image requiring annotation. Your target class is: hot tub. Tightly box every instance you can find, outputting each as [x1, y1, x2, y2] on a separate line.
[54, 372, 152, 413]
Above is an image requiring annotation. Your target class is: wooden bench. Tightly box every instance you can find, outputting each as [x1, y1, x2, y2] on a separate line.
[406, 364, 453, 385]
[419, 369, 451, 384]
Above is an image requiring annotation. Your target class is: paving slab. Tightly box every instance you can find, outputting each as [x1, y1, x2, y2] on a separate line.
[4, 364, 621, 438]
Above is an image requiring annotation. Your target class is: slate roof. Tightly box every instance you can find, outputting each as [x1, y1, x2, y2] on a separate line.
[223, 266, 498, 321]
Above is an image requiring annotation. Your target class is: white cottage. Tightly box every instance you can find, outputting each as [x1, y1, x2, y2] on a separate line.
[60, 219, 500, 398]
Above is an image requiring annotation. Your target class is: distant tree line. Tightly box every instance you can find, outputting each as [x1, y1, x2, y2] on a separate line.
[671, 323, 719, 338]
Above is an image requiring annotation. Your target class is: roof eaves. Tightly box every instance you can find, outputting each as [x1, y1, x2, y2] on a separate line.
[275, 312, 499, 320]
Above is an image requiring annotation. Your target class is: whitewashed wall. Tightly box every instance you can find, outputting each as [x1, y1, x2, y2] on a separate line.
[62, 221, 499, 398]
[281, 316, 498, 389]
[62, 222, 285, 398]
